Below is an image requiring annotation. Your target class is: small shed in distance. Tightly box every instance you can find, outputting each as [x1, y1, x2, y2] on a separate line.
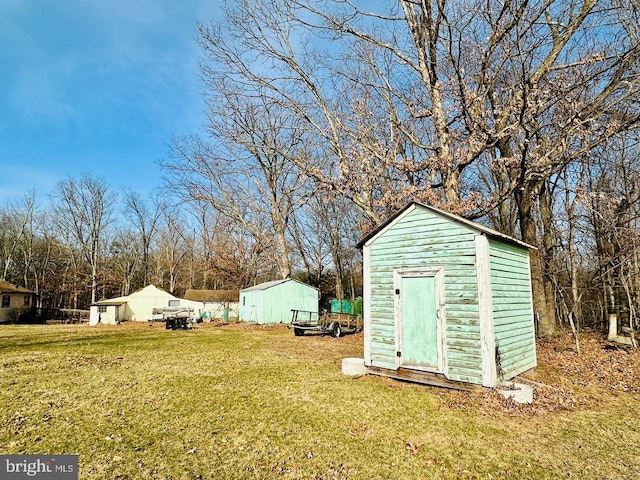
[239, 279, 319, 324]
[357, 202, 537, 389]
[184, 289, 240, 321]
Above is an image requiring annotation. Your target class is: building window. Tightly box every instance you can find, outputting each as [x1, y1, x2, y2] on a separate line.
[24, 295, 30, 307]
[168, 300, 180, 307]
[1, 295, 9, 308]
[98, 306, 107, 313]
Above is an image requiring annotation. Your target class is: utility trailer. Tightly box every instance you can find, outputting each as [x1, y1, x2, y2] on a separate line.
[153, 306, 198, 330]
[290, 309, 363, 338]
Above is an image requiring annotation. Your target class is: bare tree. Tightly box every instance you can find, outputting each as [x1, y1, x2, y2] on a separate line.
[165, 94, 309, 280]
[155, 208, 191, 294]
[109, 228, 142, 296]
[0, 193, 35, 282]
[52, 175, 115, 304]
[582, 134, 640, 333]
[123, 191, 165, 286]
[193, 0, 640, 335]
[29, 231, 66, 309]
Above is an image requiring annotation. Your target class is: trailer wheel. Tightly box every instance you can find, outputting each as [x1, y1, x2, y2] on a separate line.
[294, 328, 304, 336]
[332, 323, 342, 338]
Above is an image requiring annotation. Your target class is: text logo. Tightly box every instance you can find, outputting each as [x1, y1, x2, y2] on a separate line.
[1, 455, 78, 480]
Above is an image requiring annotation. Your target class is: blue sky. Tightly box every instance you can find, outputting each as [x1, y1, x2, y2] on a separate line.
[0, 0, 219, 204]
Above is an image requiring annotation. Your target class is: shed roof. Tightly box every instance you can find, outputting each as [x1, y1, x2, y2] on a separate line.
[356, 202, 535, 250]
[93, 297, 128, 306]
[241, 278, 318, 293]
[0, 280, 36, 295]
[91, 285, 175, 307]
[184, 289, 240, 302]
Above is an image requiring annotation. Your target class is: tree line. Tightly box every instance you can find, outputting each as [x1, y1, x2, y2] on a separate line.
[2, 0, 639, 337]
[0, 180, 360, 312]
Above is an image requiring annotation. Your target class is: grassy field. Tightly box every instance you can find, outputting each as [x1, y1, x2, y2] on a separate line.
[1, 323, 639, 479]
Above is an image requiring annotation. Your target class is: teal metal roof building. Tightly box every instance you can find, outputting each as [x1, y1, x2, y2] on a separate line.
[239, 279, 319, 324]
[357, 202, 537, 388]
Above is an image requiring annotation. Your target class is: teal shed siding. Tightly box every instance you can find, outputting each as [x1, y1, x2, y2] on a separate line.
[360, 202, 537, 388]
[489, 239, 537, 379]
[367, 206, 483, 384]
[239, 289, 263, 322]
[239, 279, 319, 324]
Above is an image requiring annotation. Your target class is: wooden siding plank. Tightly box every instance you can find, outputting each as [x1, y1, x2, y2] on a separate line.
[494, 324, 535, 339]
[447, 372, 483, 384]
[500, 353, 537, 374]
[500, 352, 537, 373]
[493, 314, 536, 326]
[497, 335, 537, 352]
[500, 345, 537, 362]
[492, 280, 530, 291]
[493, 303, 534, 312]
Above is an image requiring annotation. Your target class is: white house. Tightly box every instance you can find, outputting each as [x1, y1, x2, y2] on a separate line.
[0, 280, 37, 323]
[89, 284, 204, 325]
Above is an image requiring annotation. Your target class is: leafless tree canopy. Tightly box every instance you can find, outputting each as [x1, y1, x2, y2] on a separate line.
[160, 0, 639, 334]
[1, 1, 639, 336]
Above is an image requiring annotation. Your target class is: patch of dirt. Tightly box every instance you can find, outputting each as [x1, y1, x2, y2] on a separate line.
[435, 330, 640, 416]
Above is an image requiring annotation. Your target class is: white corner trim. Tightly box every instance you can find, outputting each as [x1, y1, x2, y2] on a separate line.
[476, 235, 496, 388]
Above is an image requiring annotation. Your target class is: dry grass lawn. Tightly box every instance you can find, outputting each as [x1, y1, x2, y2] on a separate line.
[1, 322, 639, 479]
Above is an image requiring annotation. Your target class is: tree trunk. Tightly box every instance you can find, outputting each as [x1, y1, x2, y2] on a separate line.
[274, 224, 291, 279]
[516, 187, 557, 337]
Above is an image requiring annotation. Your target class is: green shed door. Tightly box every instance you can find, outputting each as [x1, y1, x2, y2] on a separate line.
[400, 275, 439, 370]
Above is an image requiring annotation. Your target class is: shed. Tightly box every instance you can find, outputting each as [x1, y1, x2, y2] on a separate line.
[89, 284, 204, 325]
[239, 279, 319, 324]
[357, 202, 537, 388]
[184, 289, 240, 321]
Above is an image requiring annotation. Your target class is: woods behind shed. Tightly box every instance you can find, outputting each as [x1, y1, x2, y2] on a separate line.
[357, 202, 537, 388]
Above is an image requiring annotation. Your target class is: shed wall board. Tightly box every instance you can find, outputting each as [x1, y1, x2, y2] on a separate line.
[240, 290, 263, 322]
[89, 305, 120, 325]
